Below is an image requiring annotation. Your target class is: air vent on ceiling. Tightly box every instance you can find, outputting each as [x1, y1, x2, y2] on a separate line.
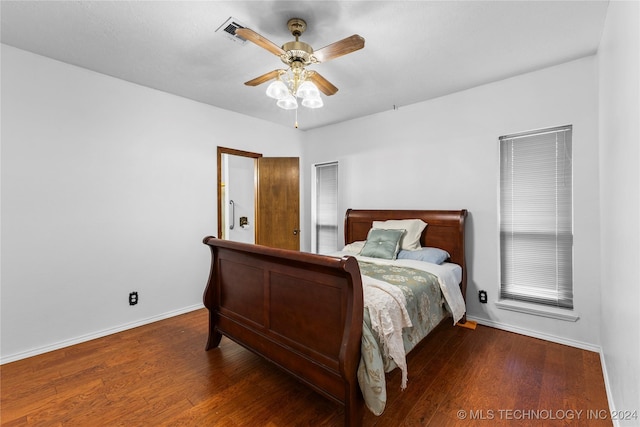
[216, 17, 247, 45]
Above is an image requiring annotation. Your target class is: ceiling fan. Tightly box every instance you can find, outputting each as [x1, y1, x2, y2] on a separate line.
[236, 18, 365, 109]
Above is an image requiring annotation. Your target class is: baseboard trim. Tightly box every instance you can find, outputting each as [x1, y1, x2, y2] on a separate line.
[0, 303, 205, 365]
[598, 351, 621, 427]
[466, 315, 601, 353]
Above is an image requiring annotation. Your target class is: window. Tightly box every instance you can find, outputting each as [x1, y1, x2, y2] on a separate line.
[499, 125, 573, 309]
[312, 162, 338, 254]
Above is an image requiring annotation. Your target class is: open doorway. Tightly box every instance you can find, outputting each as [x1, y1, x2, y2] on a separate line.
[217, 146, 300, 250]
[217, 147, 261, 242]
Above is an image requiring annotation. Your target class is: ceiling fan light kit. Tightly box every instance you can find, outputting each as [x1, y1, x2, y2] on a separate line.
[265, 79, 289, 100]
[297, 80, 320, 99]
[237, 18, 364, 123]
[276, 93, 299, 110]
[265, 68, 323, 110]
[301, 96, 323, 109]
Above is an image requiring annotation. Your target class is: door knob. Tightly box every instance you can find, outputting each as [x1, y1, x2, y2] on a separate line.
[293, 229, 300, 235]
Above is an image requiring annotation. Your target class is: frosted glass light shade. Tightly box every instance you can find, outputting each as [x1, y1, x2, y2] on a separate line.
[297, 81, 320, 99]
[301, 95, 323, 109]
[266, 80, 288, 100]
[276, 93, 298, 110]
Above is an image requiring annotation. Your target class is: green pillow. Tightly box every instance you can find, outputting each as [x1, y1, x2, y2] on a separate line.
[359, 228, 405, 260]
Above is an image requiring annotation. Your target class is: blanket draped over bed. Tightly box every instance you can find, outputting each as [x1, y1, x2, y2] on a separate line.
[350, 258, 463, 415]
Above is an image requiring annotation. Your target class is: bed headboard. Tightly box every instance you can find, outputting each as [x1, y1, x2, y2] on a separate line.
[344, 209, 468, 307]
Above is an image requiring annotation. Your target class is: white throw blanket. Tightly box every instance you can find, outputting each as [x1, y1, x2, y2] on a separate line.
[362, 274, 412, 389]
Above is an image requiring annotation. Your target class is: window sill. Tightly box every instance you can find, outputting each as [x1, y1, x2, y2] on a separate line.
[495, 299, 579, 322]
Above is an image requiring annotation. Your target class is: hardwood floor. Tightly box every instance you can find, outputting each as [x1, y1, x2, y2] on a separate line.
[1, 309, 611, 426]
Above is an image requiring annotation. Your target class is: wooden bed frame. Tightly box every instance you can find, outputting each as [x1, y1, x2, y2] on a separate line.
[202, 209, 467, 426]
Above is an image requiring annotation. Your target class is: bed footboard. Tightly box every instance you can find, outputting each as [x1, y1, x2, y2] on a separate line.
[202, 237, 365, 426]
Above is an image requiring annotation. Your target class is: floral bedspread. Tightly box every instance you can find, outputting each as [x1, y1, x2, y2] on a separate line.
[356, 260, 449, 416]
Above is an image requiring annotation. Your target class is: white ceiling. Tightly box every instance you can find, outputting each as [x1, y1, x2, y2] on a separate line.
[1, 1, 609, 131]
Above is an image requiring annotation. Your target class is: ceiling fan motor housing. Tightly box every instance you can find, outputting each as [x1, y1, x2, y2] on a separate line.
[281, 40, 315, 65]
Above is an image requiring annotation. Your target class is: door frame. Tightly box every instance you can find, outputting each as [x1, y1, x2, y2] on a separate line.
[217, 146, 262, 240]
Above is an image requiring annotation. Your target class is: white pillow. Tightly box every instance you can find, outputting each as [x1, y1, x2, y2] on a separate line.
[372, 219, 427, 251]
[342, 240, 366, 254]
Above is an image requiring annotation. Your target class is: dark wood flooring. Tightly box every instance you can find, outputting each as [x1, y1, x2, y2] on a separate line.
[1, 309, 611, 426]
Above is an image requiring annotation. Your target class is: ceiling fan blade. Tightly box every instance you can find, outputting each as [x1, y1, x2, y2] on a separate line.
[235, 28, 285, 57]
[307, 71, 338, 96]
[313, 35, 365, 63]
[245, 69, 283, 86]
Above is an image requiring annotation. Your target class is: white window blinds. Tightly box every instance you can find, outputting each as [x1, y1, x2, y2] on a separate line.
[314, 162, 338, 254]
[499, 125, 573, 309]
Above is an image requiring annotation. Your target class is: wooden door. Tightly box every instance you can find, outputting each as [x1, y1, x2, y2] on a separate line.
[256, 157, 300, 250]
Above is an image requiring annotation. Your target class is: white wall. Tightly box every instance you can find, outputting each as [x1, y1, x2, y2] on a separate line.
[302, 56, 602, 350]
[598, 0, 640, 421]
[0, 45, 301, 362]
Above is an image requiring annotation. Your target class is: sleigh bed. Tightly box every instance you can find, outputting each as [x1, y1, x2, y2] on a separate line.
[202, 209, 467, 426]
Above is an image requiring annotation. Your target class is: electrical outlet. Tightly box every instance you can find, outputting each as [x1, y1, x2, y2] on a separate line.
[478, 290, 487, 303]
[129, 291, 138, 306]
